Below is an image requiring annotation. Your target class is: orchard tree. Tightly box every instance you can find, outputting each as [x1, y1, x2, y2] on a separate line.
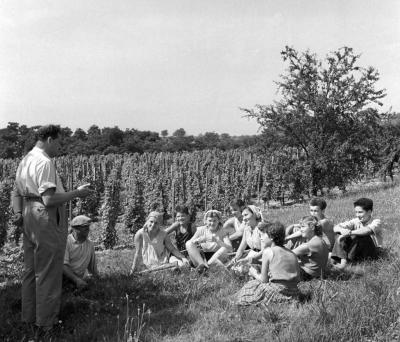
[243, 46, 386, 194]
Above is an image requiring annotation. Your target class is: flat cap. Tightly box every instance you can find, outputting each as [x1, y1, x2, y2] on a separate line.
[70, 215, 92, 228]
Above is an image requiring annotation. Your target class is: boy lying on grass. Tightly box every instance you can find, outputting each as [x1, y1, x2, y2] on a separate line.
[186, 210, 232, 273]
[130, 211, 189, 274]
[63, 215, 98, 289]
[331, 197, 382, 269]
[285, 197, 335, 251]
[233, 221, 300, 306]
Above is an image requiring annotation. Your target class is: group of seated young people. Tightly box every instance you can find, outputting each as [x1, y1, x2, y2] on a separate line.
[65, 196, 382, 306]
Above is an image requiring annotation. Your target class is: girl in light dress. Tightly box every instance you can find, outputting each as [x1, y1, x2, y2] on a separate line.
[230, 205, 265, 272]
[186, 210, 232, 272]
[130, 211, 189, 273]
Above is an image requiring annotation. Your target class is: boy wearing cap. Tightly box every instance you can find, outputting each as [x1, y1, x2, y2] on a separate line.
[63, 215, 98, 289]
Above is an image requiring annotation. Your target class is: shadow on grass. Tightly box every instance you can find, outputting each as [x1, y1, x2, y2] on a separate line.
[0, 271, 199, 341]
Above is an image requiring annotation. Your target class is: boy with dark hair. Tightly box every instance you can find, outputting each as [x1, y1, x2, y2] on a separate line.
[331, 197, 382, 269]
[285, 197, 335, 251]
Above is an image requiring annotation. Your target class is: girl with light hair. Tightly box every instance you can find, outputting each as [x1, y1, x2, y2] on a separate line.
[130, 211, 189, 273]
[186, 210, 232, 273]
[292, 216, 329, 280]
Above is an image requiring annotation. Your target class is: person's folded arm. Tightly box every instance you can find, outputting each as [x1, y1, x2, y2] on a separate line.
[292, 243, 310, 257]
[285, 230, 302, 241]
[41, 185, 93, 207]
[234, 235, 248, 260]
[333, 220, 354, 235]
[228, 230, 243, 241]
[165, 235, 187, 260]
[63, 264, 86, 286]
[165, 222, 179, 235]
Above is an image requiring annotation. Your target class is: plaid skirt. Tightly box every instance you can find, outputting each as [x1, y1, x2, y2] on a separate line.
[233, 279, 299, 306]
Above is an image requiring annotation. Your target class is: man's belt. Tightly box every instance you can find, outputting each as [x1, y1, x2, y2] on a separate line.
[23, 195, 43, 203]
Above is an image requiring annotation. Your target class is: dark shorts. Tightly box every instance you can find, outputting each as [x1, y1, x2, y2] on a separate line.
[202, 251, 215, 261]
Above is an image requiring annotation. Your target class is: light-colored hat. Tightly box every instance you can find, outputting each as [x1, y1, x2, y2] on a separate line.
[203, 209, 223, 224]
[246, 205, 263, 221]
[71, 215, 92, 228]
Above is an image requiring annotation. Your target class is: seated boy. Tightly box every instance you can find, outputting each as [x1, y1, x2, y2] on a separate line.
[63, 215, 98, 289]
[285, 198, 335, 250]
[331, 198, 382, 269]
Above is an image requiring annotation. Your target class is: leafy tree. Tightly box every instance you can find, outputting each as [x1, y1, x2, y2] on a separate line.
[243, 46, 386, 194]
[173, 128, 186, 138]
[73, 128, 87, 141]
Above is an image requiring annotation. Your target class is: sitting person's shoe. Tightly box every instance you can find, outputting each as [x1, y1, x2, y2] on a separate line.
[196, 264, 208, 274]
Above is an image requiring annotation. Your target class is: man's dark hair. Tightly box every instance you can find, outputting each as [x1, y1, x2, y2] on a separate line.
[229, 199, 245, 208]
[309, 197, 327, 211]
[175, 205, 190, 216]
[353, 198, 373, 212]
[36, 125, 61, 141]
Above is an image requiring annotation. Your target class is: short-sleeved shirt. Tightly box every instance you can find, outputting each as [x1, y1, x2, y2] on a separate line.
[64, 234, 96, 279]
[15, 146, 65, 196]
[335, 217, 383, 247]
[320, 218, 335, 250]
[191, 225, 229, 252]
[243, 226, 262, 251]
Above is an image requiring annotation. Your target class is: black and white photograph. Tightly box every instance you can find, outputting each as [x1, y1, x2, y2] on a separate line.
[1, 1, 399, 341]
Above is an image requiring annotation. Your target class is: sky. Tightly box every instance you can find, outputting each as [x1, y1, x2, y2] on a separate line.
[0, 0, 399, 136]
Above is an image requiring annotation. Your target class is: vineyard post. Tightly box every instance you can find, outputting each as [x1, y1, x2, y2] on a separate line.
[204, 173, 208, 211]
[257, 164, 262, 206]
[69, 159, 73, 223]
[171, 179, 175, 218]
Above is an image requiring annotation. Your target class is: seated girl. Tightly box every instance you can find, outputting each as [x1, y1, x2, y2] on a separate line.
[222, 199, 246, 251]
[186, 210, 232, 272]
[233, 221, 300, 306]
[165, 205, 196, 258]
[130, 211, 189, 273]
[231, 205, 264, 266]
[285, 198, 334, 251]
[292, 216, 329, 280]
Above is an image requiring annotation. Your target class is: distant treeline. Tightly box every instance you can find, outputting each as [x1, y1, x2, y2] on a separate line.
[0, 123, 260, 158]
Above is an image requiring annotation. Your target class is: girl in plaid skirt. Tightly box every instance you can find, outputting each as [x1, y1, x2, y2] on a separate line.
[234, 221, 300, 306]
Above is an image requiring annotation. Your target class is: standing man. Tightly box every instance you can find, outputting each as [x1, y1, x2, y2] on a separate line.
[12, 125, 93, 338]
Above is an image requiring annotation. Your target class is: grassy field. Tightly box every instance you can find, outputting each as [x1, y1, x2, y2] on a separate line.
[1, 182, 400, 341]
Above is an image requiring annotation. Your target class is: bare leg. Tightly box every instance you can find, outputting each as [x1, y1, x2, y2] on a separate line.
[186, 241, 207, 267]
[208, 247, 228, 266]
